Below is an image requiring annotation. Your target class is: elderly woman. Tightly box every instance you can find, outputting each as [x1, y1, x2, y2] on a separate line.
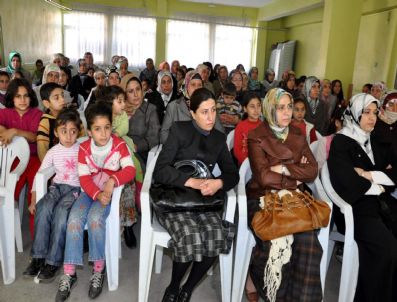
[302, 76, 329, 136]
[33, 63, 61, 110]
[146, 70, 178, 124]
[154, 88, 239, 302]
[328, 93, 397, 301]
[246, 88, 322, 302]
[160, 70, 224, 144]
[125, 76, 160, 163]
[248, 67, 265, 97]
[263, 68, 278, 93]
[213, 65, 228, 99]
[371, 81, 387, 101]
[229, 69, 244, 104]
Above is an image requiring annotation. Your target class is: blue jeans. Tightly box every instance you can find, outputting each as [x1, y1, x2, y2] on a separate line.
[31, 184, 80, 266]
[64, 192, 110, 265]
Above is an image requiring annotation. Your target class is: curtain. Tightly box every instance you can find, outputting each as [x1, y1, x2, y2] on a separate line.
[63, 11, 106, 64]
[166, 20, 210, 69]
[214, 25, 254, 72]
[112, 15, 156, 69]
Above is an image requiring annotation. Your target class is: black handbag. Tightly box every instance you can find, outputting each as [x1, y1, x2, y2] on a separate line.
[150, 159, 226, 214]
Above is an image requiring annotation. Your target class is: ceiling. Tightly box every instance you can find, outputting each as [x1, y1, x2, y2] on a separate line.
[180, 0, 273, 8]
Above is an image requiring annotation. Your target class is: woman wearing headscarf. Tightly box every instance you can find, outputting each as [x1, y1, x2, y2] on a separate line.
[33, 63, 61, 111]
[160, 70, 224, 144]
[328, 93, 397, 302]
[263, 68, 278, 94]
[372, 91, 397, 162]
[371, 81, 387, 102]
[1, 51, 32, 83]
[319, 79, 338, 122]
[302, 76, 329, 135]
[229, 69, 244, 104]
[146, 70, 178, 124]
[213, 65, 228, 99]
[246, 88, 322, 302]
[248, 67, 265, 98]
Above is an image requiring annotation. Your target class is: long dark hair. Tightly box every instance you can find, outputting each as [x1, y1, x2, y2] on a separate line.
[5, 78, 38, 108]
[190, 88, 215, 113]
[331, 79, 344, 103]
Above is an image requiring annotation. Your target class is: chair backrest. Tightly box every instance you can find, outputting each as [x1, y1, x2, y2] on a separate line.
[321, 162, 351, 212]
[239, 158, 252, 187]
[226, 130, 234, 151]
[0, 136, 29, 187]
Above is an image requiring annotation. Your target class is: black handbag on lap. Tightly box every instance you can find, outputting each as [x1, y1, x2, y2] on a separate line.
[150, 159, 226, 214]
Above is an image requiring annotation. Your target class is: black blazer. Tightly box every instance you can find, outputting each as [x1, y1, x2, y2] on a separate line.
[328, 133, 397, 216]
[154, 121, 239, 191]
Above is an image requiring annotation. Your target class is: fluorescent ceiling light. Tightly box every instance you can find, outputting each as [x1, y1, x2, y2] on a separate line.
[44, 0, 72, 11]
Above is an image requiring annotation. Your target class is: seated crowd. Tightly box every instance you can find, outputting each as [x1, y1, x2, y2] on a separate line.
[0, 49, 396, 302]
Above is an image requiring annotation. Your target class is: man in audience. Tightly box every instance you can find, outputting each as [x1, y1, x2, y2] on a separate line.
[69, 59, 96, 101]
[139, 58, 156, 88]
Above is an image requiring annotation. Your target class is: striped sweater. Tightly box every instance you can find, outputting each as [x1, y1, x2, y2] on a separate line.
[78, 134, 135, 200]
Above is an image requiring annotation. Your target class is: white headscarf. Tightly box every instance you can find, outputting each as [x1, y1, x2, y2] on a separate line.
[157, 70, 173, 106]
[339, 93, 380, 163]
[42, 63, 60, 84]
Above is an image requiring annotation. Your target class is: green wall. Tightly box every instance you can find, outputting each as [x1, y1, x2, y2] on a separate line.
[0, 0, 62, 69]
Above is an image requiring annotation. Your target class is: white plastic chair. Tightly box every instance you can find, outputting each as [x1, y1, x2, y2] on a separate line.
[139, 149, 237, 302]
[232, 158, 332, 302]
[0, 136, 30, 284]
[146, 144, 162, 168]
[35, 167, 124, 291]
[321, 162, 359, 302]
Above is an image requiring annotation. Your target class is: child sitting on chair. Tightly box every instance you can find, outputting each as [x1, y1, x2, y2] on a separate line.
[23, 108, 82, 283]
[55, 101, 135, 301]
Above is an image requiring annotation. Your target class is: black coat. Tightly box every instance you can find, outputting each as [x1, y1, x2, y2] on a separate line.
[146, 90, 178, 124]
[69, 73, 96, 101]
[154, 121, 238, 191]
[372, 119, 397, 161]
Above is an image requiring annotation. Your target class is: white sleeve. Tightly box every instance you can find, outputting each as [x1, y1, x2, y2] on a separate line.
[370, 171, 395, 186]
[365, 183, 384, 195]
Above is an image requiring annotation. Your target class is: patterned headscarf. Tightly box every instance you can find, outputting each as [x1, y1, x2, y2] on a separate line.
[263, 88, 293, 141]
[340, 93, 379, 162]
[379, 91, 397, 125]
[157, 70, 174, 105]
[181, 70, 202, 99]
[303, 76, 320, 114]
[248, 67, 261, 91]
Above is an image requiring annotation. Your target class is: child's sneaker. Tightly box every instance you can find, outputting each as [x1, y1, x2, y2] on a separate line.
[34, 264, 60, 283]
[55, 274, 77, 302]
[23, 258, 44, 278]
[88, 269, 106, 299]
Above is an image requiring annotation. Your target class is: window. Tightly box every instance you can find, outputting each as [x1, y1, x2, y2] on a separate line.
[112, 15, 156, 68]
[63, 12, 106, 63]
[166, 20, 210, 68]
[166, 20, 254, 71]
[214, 25, 254, 72]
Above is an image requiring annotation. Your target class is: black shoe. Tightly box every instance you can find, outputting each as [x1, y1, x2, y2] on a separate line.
[83, 230, 89, 254]
[35, 264, 60, 283]
[88, 270, 106, 299]
[55, 274, 77, 302]
[177, 288, 192, 302]
[124, 225, 137, 249]
[162, 287, 179, 302]
[23, 258, 45, 278]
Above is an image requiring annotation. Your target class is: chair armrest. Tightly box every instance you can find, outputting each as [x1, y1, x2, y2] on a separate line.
[224, 189, 236, 223]
[35, 166, 56, 202]
[141, 151, 159, 229]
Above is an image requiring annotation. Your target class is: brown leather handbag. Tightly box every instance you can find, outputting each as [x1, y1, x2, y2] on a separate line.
[251, 190, 331, 241]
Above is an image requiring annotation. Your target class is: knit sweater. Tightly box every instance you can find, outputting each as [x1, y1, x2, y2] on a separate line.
[78, 134, 135, 200]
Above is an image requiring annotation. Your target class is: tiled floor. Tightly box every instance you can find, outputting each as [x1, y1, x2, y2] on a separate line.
[0, 211, 341, 302]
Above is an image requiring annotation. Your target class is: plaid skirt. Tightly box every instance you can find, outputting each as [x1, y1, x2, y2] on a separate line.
[119, 181, 137, 227]
[248, 198, 323, 302]
[157, 211, 236, 263]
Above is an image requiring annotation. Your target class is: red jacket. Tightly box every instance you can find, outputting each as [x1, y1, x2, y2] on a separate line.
[78, 135, 135, 200]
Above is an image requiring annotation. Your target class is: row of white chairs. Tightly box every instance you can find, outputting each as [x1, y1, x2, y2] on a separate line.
[0, 134, 358, 302]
